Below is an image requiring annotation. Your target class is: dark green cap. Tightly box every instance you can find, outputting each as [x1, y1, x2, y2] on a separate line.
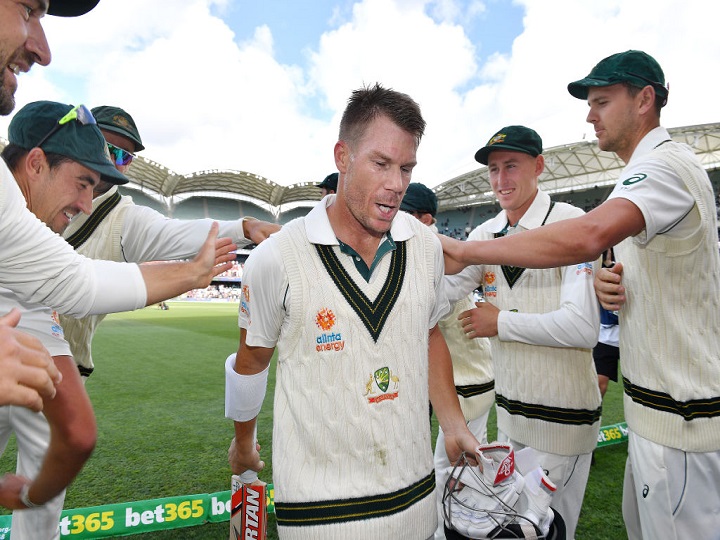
[400, 183, 438, 216]
[47, 0, 101, 17]
[474, 125, 543, 165]
[91, 105, 144, 151]
[318, 172, 338, 191]
[9, 101, 128, 185]
[567, 50, 668, 102]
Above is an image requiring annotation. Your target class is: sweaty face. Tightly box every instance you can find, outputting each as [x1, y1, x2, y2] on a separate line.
[30, 160, 99, 234]
[0, 0, 51, 115]
[339, 115, 418, 238]
[586, 85, 639, 160]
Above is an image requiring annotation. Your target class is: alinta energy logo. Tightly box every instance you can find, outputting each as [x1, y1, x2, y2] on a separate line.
[484, 271, 498, 298]
[315, 308, 345, 352]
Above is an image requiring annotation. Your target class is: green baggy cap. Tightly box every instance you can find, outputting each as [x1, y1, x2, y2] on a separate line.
[318, 172, 338, 191]
[474, 125, 543, 165]
[91, 105, 145, 152]
[9, 101, 129, 185]
[401, 183, 438, 216]
[567, 50, 668, 102]
[47, 0, 101, 17]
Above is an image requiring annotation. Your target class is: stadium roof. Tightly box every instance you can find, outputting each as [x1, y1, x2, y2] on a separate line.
[2, 122, 718, 213]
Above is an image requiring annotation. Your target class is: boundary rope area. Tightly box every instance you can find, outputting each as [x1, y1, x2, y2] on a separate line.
[0, 422, 627, 538]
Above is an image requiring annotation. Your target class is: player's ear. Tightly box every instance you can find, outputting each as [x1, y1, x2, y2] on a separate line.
[27, 148, 46, 174]
[334, 140, 350, 174]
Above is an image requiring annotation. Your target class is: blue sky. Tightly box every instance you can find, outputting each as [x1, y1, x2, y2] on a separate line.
[3, 0, 719, 188]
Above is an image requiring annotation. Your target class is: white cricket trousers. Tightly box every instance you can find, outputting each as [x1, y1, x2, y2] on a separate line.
[623, 430, 720, 540]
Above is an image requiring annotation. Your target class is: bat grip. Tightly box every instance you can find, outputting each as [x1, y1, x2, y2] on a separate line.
[239, 470, 258, 483]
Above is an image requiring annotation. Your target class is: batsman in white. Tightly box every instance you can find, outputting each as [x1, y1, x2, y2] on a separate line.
[226, 83, 480, 540]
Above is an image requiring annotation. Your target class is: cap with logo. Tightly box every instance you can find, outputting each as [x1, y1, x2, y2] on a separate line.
[400, 183, 438, 217]
[318, 172, 338, 192]
[567, 50, 668, 103]
[9, 101, 128, 185]
[474, 125, 543, 166]
[47, 0, 101, 17]
[91, 105, 144, 152]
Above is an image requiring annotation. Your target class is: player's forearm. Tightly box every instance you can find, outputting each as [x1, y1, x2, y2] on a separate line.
[140, 260, 208, 305]
[428, 326, 466, 436]
[29, 357, 96, 505]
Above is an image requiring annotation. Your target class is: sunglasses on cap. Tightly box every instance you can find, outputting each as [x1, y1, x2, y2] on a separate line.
[107, 142, 135, 166]
[35, 104, 96, 149]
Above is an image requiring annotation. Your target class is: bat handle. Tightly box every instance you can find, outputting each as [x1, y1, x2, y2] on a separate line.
[239, 470, 258, 483]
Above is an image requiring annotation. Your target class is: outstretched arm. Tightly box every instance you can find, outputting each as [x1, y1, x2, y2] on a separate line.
[140, 222, 237, 305]
[442, 199, 644, 272]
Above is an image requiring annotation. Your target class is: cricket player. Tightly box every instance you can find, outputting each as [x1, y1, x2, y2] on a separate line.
[60, 105, 279, 379]
[226, 83, 480, 540]
[0, 100, 235, 537]
[441, 50, 720, 540]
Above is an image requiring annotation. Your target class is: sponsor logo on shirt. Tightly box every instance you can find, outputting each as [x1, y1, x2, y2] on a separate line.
[484, 271, 498, 298]
[363, 366, 399, 404]
[621, 173, 647, 187]
[51, 310, 63, 339]
[576, 262, 593, 276]
[315, 308, 345, 352]
[240, 285, 250, 320]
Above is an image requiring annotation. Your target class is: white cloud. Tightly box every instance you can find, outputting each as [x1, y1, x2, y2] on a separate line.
[2, 0, 718, 189]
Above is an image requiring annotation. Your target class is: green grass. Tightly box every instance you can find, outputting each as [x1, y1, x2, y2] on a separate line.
[0, 303, 628, 539]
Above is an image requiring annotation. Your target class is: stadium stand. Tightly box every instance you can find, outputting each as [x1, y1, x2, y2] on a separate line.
[1, 121, 717, 234]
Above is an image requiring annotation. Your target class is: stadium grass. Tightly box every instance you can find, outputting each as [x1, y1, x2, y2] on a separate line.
[0, 302, 628, 539]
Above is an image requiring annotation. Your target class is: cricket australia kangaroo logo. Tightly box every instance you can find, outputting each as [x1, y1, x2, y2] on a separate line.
[364, 367, 400, 404]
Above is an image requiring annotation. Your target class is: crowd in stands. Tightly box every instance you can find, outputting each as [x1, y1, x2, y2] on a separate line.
[175, 187, 720, 302]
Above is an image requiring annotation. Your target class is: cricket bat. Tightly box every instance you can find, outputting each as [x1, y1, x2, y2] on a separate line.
[230, 470, 267, 540]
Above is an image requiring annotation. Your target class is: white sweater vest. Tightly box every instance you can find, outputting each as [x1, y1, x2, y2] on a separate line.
[439, 297, 495, 421]
[617, 141, 720, 452]
[59, 187, 131, 376]
[271, 217, 439, 540]
[478, 202, 601, 456]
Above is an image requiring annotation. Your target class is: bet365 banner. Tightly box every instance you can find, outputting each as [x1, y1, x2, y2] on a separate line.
[0, 424, 627, 538]
[0, 486, 275, 539]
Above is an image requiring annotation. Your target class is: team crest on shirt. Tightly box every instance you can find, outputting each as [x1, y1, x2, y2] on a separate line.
[363, 367, 399, 404]
[483, 271, 498, 298]
[315, 308, 345, 352]
[50, 311, 63, 339]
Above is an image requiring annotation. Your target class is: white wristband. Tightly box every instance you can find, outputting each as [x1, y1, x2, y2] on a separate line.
[224, 353, 269, 421]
